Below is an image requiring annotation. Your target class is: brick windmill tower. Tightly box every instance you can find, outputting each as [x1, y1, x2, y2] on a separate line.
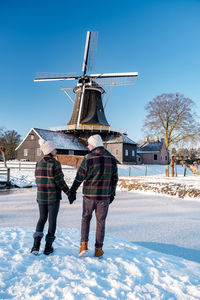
[34, 31, 138, 143]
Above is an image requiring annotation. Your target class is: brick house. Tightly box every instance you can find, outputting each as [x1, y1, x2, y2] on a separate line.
[137, 137, 169, 165]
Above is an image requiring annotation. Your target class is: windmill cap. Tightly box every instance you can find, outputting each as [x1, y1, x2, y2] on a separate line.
[88, 135, 103, 148]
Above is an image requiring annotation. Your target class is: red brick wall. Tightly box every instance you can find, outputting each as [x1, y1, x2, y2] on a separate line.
[57, 155, 84, 168]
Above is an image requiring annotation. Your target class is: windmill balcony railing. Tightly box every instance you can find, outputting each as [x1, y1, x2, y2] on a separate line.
[50, 125, 127, 135]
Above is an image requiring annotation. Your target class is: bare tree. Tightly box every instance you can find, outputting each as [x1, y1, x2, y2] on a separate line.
[143, 93, 200, 149]
[0, 129, 21, 161]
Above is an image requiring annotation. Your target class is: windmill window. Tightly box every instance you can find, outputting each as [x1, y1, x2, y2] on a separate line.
[24, 149, 28, 156]
[125, 149, 129, 156]
[37, 148, 42, 156]
[154, 154, 157, 160]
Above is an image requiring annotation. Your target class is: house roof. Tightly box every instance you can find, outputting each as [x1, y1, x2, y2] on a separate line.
[137, 140, 163, 153]
[16, 128, 88, 151]
[104, 134, 137, 145]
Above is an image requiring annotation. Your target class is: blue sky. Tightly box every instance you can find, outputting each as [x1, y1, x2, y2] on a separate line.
[1, 0, 200, 142]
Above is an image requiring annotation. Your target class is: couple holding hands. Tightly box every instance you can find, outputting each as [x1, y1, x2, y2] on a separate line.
[31, 134, 118, 258]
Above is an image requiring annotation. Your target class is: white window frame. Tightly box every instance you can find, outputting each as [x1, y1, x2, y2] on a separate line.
[125, 149, 129, 156]
[24, 149, 28, 156]
[37, 148, 42, 156]
[132, 150, 135, 157]
[30, 134, 34, 140]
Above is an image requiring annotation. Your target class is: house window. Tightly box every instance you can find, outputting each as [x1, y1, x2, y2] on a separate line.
[165, 156, 167, 160]
[37, 148, 42, 156]
[132, 150, 135, 157]
[125, 149, 129, 156]
[24, 149, 28, 156]
[116, 149, 119, 155]
[30, 134, 34, 140]
[69, 150, 74, 155]
[154, 154, 157, 160]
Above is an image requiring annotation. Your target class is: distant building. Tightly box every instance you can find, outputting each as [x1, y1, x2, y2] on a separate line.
[137, 137, 169, 165]
[104, 134, 137, 164]
[16, 128, 88, 162]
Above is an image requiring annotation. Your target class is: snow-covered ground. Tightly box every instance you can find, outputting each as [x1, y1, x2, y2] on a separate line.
[0, 164, 76, 188]
[1, 163, 200, 299]
[1, 226, 200, 300]
[1, 189, 200, 299]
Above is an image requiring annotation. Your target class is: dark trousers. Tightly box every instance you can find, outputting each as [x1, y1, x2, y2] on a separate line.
[34, 201, 60, 243]
[81, 196, 110, 248]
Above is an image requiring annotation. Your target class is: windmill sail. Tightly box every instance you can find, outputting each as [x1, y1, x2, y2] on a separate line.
[34, 72, 78, 82]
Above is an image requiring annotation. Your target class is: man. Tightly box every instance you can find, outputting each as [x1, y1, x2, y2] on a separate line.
[31, 139, 74, 256]
[69, 134, 118, 258]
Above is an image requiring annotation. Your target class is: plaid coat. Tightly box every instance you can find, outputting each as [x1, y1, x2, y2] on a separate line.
[35, 154, 69, 204]
[71, 147, 118, 200]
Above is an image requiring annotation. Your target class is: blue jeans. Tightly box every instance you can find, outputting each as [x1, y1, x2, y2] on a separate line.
[81, 196, 110, 248]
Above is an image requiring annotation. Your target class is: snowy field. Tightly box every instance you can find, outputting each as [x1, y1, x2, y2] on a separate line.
[0, 163, 200, 299]
[1, 188, 200, 299]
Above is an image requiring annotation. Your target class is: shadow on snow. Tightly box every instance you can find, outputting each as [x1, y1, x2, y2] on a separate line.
[133, 241, 200, 264]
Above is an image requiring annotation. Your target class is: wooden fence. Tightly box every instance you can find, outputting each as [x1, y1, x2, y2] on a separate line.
[0, 168, 10, 186]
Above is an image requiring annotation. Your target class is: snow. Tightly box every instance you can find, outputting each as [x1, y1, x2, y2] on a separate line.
[34, 128, 87, 151]
[16, 128, 87, 151]
[1, 227, 200, 299]
[0, 163, 77, 188]
[0, 164, 200, 298]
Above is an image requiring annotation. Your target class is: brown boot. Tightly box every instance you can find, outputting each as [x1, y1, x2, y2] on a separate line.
[94, 247, 104, 258]
[78, 241, 88, 257]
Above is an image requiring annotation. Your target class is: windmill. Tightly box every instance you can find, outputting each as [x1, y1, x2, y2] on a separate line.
[34, 31, 138, 134]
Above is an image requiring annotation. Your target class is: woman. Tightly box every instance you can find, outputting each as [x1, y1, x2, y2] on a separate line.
[31, 139, 74, 255]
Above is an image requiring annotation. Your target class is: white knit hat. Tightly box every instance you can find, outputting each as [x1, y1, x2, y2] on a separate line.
[39, 139, 56, 155]
[88, 135, 103, 148]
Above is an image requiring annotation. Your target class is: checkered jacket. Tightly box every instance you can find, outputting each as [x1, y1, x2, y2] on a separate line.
[35, 154, 69, 204]
[71, 147, 118, 199]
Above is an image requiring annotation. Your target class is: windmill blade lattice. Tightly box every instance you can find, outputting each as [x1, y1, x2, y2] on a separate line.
[87, 31, 98, 72]
[90, 72, 138, 86]
[82, 31, 98, 75]
[91, 75, 138, 87]
[34, 72, 78, 82]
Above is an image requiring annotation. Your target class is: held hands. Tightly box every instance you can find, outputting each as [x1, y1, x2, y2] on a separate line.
[68, 188, 76, 204]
